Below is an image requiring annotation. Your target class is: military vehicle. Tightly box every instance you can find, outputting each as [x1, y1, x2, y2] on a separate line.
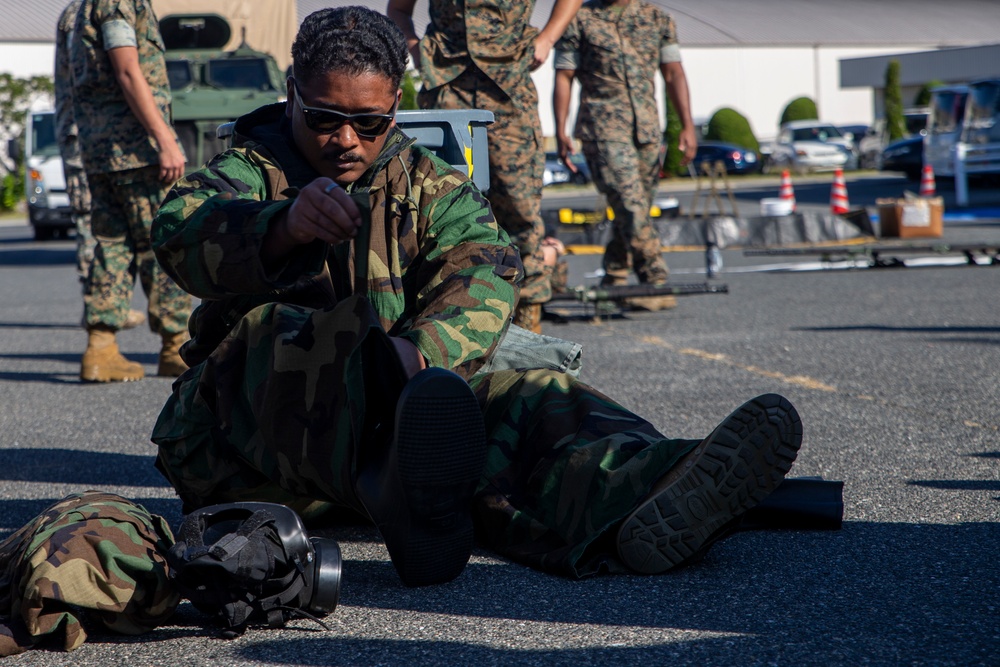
[160, 13, 286, 171]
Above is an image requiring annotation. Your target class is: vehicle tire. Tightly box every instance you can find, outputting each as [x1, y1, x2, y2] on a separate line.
[33, 226, 54, 241]
[572, 172, 589, 185]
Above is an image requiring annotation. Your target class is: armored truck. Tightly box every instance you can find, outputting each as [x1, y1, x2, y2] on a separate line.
[161, 13, 285, 171]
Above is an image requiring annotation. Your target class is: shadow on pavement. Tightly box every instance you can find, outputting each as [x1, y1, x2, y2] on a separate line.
[0, 247, 75, 266]
[0, 448, 170, 488]
[0, 352, 160, 383]
[0, 321, 80, 330]
[220, 521, 998, 665]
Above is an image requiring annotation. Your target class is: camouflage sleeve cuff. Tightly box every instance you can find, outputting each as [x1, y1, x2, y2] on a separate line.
[554, 49, 579, 71]
[660, 43, 682, 64]
[101, 19, 138, 50]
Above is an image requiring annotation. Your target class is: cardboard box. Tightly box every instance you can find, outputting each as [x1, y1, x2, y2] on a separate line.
[877, 197, 944, 238]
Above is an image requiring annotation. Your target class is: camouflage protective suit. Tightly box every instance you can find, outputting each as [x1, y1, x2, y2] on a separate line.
[55, 0, 95, 279]
[0, 492, 178, 656]
[415, 0, 549, 308]
[70, 0, 190, 334]
[556, 0, 680, 285]
[150, 104, 699, 578]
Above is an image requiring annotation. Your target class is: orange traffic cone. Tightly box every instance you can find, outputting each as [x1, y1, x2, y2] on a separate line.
[830, 168, 849, 215]
[920, 165, 936, 197]
[779, 170, 796, 212]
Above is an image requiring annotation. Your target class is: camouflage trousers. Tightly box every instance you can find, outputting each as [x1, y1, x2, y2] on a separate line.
[582, 140, 669, 284]
[63, 164, 95, 280]
[151, 295, 698, 578]
[84, 165, 191, 334]
[418, 69, 550, 304]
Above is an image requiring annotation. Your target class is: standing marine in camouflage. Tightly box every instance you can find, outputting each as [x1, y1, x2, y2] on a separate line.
[55, 0, 95, 281]
[55, 0, 145, 330]
[553, 0, 697, 310]
[70, 0, 192, 382]
[387, 0, 583, 333]
[151, 6, 803, 587]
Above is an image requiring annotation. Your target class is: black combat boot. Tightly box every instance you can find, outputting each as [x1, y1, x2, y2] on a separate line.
[616, 393, 803, 574]
[356, 367, 487, 587]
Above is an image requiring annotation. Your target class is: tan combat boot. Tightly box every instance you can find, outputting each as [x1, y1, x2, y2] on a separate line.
[158, 331, 190, 377]
[513, 302, 543, 334]
[600, 268, 629, 287]
[80, 327, 145, 382]
[624, 290, 678, 312]
[602, 269, 678, 312]
[122, 309, 146, 330]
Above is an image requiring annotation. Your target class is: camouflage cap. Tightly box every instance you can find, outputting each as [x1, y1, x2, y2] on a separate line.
[0, 491, 180, 656]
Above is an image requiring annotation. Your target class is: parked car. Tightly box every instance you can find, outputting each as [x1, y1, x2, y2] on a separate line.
[767, 120, 857, 174]
[857, 109, 929, 169]
[543, 152, 591, 186]
[880, 135, 924, 181]
[685, 141, 761, 176]
[836, 123, 868, 155]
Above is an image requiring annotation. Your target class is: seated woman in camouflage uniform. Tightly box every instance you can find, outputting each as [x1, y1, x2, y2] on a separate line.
[150, 6, 802, 587]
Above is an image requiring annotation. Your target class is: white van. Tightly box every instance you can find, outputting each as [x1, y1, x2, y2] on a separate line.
[22, 108, 73, 240]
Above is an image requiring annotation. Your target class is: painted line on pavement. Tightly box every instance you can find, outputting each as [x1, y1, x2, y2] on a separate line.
[638, 334, 837, 392]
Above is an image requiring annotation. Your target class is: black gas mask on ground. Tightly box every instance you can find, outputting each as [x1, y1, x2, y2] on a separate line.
[167, 501, 341, 636]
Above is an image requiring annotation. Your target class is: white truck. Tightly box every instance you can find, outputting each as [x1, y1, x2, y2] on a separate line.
[18, 107, 74, 240]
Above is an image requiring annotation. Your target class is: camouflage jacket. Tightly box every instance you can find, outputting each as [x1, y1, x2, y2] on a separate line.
[556, 0, 678, 145]
[152, 103, 522, 379]
[419, 0, 539, 112]
[55, 0, 83, 169]
[0, 492, 178, 656]
[70, 0, 175, 173]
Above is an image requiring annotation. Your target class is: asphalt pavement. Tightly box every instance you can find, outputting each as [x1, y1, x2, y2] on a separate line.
[1, 178, 999, 665]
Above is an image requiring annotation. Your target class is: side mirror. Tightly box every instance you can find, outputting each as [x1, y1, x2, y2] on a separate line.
[7, 138, 20, 162]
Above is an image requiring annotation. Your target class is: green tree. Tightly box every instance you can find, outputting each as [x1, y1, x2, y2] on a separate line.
[780, 96, 818, 126]
[884, 59, 906, 141]
[706, 107, 759, 152]
[914, 79, 945, 108]
[0, 73, 54, 210]
[661, 94, 681, 178]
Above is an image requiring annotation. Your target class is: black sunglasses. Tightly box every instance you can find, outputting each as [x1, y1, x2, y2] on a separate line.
[291, 79, 397, 138]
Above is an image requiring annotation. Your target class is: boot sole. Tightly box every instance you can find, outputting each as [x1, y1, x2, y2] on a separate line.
[616, 393, 802, 574]
[80, 367, 144, 382]
[388, 368, 487, 587]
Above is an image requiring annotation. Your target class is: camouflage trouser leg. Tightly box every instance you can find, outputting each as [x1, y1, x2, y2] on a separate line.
[152, 295, 409, 522]
[63, 165, 94, 281]
[582, 140, 669, 284]
[152, 300, 698, 579]
[418, 71, 549, 304]
[470, 368, 699, 578]
[84, 165, 191, 334]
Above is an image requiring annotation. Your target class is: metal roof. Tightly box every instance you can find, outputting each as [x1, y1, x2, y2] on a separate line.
[0, 0, 72, 42]
[842, 43, 1000, 88]
[9, 0, 1000, 48]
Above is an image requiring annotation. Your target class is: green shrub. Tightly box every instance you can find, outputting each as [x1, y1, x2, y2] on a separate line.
[884, 60, 906, 141]
[1, 173, 18, 212]
[780, 97, 818, 125]
[705, 107, 759, 152]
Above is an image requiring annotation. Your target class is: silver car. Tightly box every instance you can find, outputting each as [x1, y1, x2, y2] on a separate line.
[767, 121, 856, 174]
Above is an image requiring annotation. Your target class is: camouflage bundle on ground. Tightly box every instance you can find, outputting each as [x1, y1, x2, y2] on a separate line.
[0, 491, 179, 656]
